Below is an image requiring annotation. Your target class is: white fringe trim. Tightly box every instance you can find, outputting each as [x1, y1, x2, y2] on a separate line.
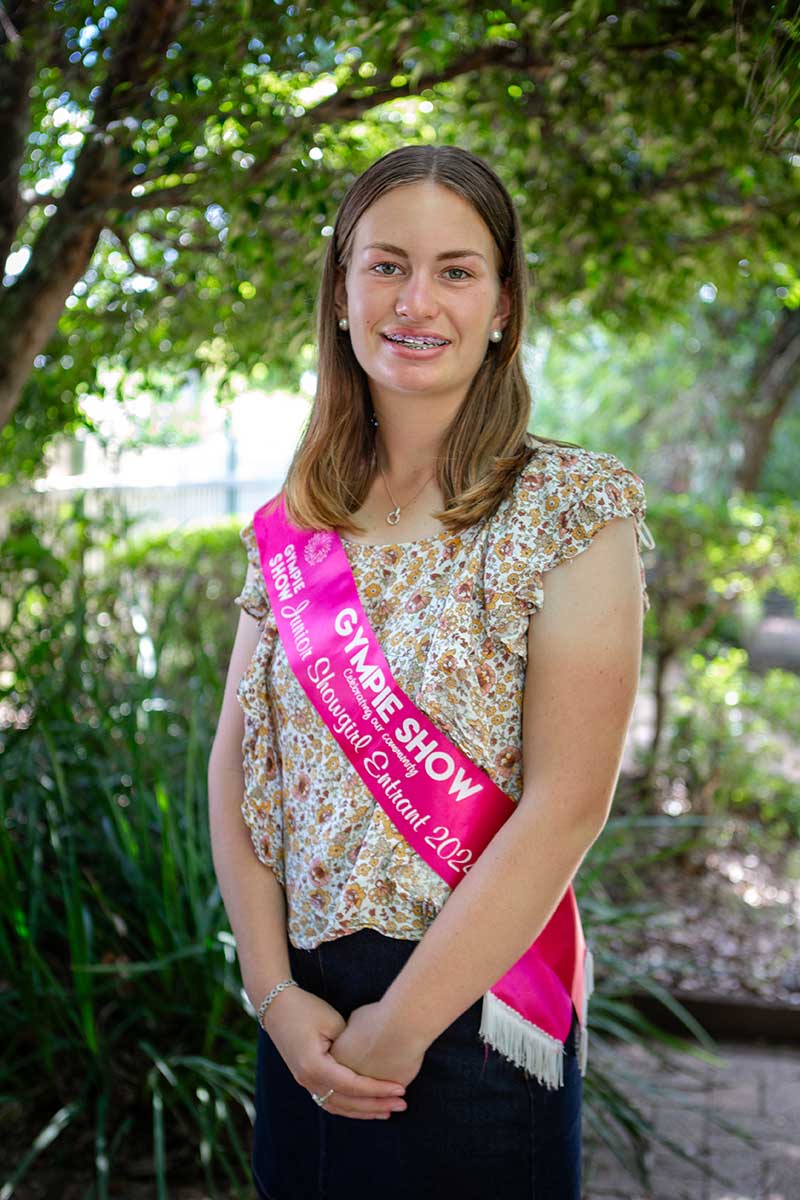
[576, 942, 594, 1077]
[479, 992, 566, 1090]
[479, 942, 595, 1091]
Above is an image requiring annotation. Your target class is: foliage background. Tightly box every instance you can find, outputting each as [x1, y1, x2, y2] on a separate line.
[1, 1, 799, 1196]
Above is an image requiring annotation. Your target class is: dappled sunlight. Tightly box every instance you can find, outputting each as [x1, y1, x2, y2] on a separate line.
[707, 848, 799, 913]
[600, 825, 800, 1005]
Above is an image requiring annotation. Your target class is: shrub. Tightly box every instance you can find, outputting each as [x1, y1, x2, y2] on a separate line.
[666, 643, 800, 851]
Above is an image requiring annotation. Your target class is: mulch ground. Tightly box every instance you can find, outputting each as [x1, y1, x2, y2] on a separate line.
[596, 811, 800, 1009]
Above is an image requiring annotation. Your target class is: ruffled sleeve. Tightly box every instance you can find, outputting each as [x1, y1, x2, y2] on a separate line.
[541, 451, 653, 610]
[483, 447, 654, 658]
[233, 519, 272, 627]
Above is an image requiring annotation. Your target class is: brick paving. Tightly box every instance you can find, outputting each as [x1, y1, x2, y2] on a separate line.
[583, 1037, 800, 1200]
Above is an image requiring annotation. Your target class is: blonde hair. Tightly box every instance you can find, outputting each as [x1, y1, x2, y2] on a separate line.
[277, 144, 581, 536]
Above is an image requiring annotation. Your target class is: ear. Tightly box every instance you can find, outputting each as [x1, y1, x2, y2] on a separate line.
[494, 279, 512, 330]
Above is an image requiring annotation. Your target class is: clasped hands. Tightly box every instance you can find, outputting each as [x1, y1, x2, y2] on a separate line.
[323, 1000, 428, 1120]
[264, 987, 429, 1122]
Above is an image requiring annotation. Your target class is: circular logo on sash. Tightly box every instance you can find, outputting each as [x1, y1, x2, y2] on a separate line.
[304, 531, 333, 565]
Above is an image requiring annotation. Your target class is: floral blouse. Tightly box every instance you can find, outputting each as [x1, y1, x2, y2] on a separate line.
[234, 439, 654, 950]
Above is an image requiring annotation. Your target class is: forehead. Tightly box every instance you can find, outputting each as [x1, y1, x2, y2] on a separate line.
[352, 181, 497, 263]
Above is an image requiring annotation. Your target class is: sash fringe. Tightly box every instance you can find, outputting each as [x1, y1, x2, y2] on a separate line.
[576, 942, 595, 1078]
[479, 992, 565, 1090]
[479, 942, 596, 1091]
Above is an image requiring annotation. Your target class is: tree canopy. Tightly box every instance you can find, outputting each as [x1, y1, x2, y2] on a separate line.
[1, 0, 798, 480]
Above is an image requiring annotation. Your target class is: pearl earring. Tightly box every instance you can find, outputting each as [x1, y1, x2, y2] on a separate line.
[489, 329, 503, 342]
[338, 317, 349, 330]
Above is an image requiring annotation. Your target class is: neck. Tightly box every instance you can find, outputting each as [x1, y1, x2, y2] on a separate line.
[371, 404, 455, 485]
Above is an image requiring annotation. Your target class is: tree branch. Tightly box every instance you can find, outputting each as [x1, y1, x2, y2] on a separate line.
[90, 0, 190, 129]
[0, 1, 22, 43]
[0, 2, 40, 271]
[669, 202, 796, 250]
[735, 306, 800, 489]
[293, 39, 534, 127]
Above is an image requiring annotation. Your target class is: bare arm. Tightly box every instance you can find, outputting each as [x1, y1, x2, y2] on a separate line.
[374, 515, 645, 1046]
[207, 608, 294, 1024]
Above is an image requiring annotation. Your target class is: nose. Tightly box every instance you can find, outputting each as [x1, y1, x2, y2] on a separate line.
[395, 268, 439, 320]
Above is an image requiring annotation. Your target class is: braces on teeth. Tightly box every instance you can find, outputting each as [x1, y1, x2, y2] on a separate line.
[386, 334, 448, 347]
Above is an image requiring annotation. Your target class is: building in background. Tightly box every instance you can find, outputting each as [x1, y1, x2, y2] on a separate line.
[18, 370, 312, 537]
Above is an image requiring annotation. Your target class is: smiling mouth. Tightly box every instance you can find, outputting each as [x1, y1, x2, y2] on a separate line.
[381, 333, 451, 350]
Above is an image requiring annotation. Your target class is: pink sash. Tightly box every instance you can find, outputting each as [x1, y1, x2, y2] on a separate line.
[252, 492, 594, 1090]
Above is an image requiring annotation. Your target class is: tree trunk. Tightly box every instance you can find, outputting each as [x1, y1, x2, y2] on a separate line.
[0, 0, 190, 433]
[643, 643, 673, 794]
[0, 142, 117, 429]
[735, 306, 800, 492]
[0, 4, 38, 272]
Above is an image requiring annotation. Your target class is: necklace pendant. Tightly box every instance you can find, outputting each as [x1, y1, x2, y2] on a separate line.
[386, 507, 401, 526]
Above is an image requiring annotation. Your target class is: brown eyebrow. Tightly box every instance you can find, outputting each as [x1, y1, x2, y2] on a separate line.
[363, 241, 487, 264]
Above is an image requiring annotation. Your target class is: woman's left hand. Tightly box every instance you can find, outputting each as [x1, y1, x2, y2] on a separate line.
[327, 1001, 428, 1093]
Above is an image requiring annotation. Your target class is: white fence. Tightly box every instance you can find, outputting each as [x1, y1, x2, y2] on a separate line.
[0, 478, 285, 539]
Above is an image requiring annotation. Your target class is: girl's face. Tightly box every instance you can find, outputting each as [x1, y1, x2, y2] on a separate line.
[335, 180, 511, 413]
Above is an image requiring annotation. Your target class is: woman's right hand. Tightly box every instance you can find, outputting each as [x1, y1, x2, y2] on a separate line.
[261, 987, 409, 1120]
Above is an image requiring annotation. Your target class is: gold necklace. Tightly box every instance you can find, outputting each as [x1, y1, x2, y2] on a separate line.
[376, 455, 435, 526]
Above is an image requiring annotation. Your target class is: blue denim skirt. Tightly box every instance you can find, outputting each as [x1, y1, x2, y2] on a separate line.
[251, 927, 582, 1200]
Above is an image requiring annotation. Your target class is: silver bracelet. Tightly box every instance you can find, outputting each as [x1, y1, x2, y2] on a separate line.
[256, 978, 299, 1029]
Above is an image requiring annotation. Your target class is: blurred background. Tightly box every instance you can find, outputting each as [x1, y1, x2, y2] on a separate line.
[1, 2, 798, 1197]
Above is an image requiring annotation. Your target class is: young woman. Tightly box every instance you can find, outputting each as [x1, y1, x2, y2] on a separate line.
[208, 144, 653, 1200]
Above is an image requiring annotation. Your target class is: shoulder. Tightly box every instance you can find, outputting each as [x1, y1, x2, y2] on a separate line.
[480, 442, 652, 655]
[505, 441, 649, 557]
[517, 440, 645, 505]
